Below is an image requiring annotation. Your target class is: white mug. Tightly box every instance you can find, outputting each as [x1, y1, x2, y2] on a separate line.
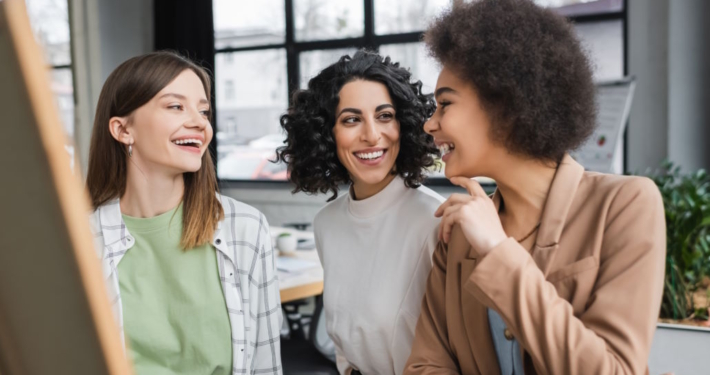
[277, 234, 298, 255]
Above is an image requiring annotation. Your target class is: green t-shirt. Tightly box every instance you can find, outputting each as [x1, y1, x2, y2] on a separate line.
[119, 204, 232, 375]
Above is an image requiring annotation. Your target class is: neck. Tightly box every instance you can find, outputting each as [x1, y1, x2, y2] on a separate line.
[120, 161, 185, 218]
[488, 153, 558, 232]
[351, 173, 397, 201]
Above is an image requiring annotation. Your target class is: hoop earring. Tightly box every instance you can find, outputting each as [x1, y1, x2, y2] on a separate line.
[128, 144, 133, 157]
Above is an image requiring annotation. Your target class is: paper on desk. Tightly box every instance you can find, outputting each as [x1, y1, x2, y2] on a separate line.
[276, 256, 319, 273]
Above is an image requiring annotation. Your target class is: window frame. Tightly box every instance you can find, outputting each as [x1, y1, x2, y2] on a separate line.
[214, 0, 628, 187]
[25, 0, 77, 161]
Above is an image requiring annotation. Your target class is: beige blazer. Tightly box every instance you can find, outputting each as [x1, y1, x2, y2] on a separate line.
[404, 155, 666, 375]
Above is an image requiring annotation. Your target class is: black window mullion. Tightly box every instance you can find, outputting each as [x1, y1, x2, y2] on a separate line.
[216, 44, 287, 54]
[374, 32, 424, 46]
[285, 0, 299, 101]
[293, 37, 367, 52]
[363, 0, 376, 51]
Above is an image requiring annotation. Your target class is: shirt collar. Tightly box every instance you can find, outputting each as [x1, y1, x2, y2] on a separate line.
[98, 195, 235, 265]
[98, 198, 134, 258]
[347, 175, 408, 219]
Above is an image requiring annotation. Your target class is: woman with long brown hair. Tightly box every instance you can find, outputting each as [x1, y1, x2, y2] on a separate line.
[87, 51, 282, 375]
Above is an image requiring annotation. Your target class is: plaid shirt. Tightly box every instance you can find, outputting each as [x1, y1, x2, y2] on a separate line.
[89, 194, 283, 375]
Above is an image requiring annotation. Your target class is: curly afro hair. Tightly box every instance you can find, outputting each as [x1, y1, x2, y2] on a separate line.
[276, 50, 438, 201]
[425, 0, 597, 163]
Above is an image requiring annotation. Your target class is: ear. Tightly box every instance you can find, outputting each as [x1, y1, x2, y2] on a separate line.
[108, 116, 132, 145]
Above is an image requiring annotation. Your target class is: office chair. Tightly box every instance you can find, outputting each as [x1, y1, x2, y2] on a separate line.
[281, 295, 338, 375]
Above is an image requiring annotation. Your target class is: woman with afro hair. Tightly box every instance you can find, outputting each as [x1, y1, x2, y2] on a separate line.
[276, 50, 443, 375]
[405, 0, 666, 374]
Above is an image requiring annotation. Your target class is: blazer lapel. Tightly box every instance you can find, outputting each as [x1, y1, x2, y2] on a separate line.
[530, 154, 584, 276]
[456, 225, 501, 375]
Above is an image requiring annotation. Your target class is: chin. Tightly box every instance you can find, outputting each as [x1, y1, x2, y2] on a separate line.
[357, 170, 392, 186]
[175, 162, 203, 174]
[444, 163, 457, 179]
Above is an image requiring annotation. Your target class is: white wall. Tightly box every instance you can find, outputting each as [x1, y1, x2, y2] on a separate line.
[70, 0, 153, 174]
[627, 0, 710, 174]
[649, 324, 710, 375]
[668, 0, 710, 173]
[626, 0, 669, 174]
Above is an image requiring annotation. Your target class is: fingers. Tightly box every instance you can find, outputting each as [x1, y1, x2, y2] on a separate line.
[435, 193, 474, 217]
[450, 177, 488, 198]
[438, 205, 461, 243]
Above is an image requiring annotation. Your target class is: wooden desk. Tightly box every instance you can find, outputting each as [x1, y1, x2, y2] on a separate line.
[271, 226, 324, 303]
[278, 248, 324, 303]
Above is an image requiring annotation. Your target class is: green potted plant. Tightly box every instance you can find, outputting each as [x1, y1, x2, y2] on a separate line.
[647, 161, 710, 324]
[644, 161, 710, 374]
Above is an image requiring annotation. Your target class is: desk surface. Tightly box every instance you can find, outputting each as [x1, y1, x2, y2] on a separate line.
[271, 227, 324, 303]
[278, 249, 324, 303]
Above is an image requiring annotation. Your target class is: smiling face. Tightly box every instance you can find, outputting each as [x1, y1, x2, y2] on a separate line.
[112, 69, 213, 175]
[424, 66, 500, 179]
[333, 79, 401, 193]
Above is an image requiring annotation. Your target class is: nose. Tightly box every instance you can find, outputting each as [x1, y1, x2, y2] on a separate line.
[423, 114, 438, 135]
[186, 108, 209, 130]
[361, 119, 381, 144]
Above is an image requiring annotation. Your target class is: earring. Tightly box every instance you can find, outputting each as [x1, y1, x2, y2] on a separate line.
[128, 144, 133, 157]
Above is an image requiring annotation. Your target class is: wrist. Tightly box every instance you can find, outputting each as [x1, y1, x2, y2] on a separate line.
[479, 233, 508, 257]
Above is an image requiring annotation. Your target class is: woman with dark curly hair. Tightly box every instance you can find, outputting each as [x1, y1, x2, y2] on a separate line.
[276, 50, 443, 375]
[404, 1, 665, 374]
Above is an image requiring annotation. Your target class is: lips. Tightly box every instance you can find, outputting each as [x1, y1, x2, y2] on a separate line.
[352, 148, 388, 166]
[171, 138, 203, 148]
[355, 149, 385, 160]
[436, 141, 455, 156]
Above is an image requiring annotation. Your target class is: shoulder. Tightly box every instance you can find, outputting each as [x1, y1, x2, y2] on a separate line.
[88, 199, 121, 238]
[217, 193, 270, 234]
[88, 208, 104, 250]
[88, 208, 101, 233]
[581, 172, 661, 207]
[577, 173, 664, 234]
[218, 193, 264, 220]
[397, 185, 444, 231]
[408, 184, 445, 209]
[313, 192, 348, 229]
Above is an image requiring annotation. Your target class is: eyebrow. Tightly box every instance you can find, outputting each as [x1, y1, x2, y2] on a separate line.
[337, 104, 394, 118]
[435, 87, 457, 98]
[159, 93, 209, 104]
[376, 104, 395, 112]
[337, 108, 362, 117]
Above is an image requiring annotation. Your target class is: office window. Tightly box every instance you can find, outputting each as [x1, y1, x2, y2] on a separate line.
[299, 48, 357, 89]
[379, 42, 439, 93]
[533, 0, 623, 17]
[374, 0, 450, 35]
[25, 0, 75, 167]
[214, 0, 626, 182]
[575, 20, 624, 81]
[294, 0, 364, 41]
[213, 0, 285, 49]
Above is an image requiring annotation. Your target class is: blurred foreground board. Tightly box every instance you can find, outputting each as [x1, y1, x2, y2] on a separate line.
[0, 1, 132, 374]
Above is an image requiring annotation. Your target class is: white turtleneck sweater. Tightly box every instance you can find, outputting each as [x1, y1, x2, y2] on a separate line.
[313, 176, 444, 375]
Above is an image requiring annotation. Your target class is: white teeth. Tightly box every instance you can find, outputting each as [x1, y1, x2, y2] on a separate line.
[172, 138, 203, 146]
[355, 150, 384, 160]
[439, 143, 455, 155]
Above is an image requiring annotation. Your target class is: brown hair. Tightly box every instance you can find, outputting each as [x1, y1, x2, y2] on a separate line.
[86, 51, 224, 249]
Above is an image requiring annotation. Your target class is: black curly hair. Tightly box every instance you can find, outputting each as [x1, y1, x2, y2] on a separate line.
[425, 0, 597, 163]
[276, 50, 438, 201]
